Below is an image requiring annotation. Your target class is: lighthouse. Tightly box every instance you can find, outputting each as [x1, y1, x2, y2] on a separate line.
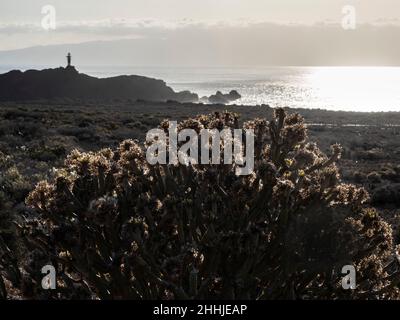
[66, 53, 72, 67]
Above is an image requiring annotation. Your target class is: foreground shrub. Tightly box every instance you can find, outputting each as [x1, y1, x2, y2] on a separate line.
[0, 156, 24, 299]
[16, 109, 400, 299]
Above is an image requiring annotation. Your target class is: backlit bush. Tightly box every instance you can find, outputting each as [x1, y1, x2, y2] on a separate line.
[17, 108, 400, 299]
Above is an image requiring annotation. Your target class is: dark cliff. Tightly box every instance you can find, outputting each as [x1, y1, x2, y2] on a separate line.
[0, 66, 198, 103]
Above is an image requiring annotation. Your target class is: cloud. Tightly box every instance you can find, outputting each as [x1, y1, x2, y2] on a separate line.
[0, 19, 196, 36]
[0, 23, 42, 35]
[1, 17, 400, 38]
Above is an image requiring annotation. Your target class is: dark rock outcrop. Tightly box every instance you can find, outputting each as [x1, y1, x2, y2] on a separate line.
[204, 90, 242, 104]
[0, 66, 199, 103]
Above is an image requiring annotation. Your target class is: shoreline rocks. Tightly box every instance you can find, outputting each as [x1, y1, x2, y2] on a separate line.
[201, 90, 242, 104]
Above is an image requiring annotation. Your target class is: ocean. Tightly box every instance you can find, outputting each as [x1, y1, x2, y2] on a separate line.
[2, 65, 400, 112]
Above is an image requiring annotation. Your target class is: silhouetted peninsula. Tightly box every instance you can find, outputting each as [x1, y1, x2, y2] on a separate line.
[0, 66, 199, 103]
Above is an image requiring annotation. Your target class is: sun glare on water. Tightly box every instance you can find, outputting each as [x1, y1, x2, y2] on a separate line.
[305, 67, 400, 112]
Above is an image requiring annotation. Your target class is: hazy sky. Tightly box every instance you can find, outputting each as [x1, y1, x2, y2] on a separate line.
[1, 0, 400, 66]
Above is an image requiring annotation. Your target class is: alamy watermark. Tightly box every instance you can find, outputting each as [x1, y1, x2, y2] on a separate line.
[342, 5, 357, 30]
[41, 265, 56, 290]
[41, 5, 56, 31]
[341, 265, 356, 290]
[146, 122, 255, 176]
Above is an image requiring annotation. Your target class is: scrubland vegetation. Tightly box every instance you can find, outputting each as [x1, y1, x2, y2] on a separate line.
[1, 101, 400, 299]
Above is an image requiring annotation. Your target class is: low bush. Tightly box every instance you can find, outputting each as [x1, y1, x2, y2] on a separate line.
[353, 171, 366, 184]
[372, 184, 400, 207]
[1, 108, 399, 300]
[367, 172, 382, 184]
[57, 126, 99, 143]
[381, 168, 400, 183]
[29, 145, 66, 162]
[15, 109, 399, 299]
[355, 148, 387, 161]
[0, 166, 31, 204]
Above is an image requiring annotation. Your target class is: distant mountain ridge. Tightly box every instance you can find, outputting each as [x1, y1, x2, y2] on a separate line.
[0, 66, 198, 103]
